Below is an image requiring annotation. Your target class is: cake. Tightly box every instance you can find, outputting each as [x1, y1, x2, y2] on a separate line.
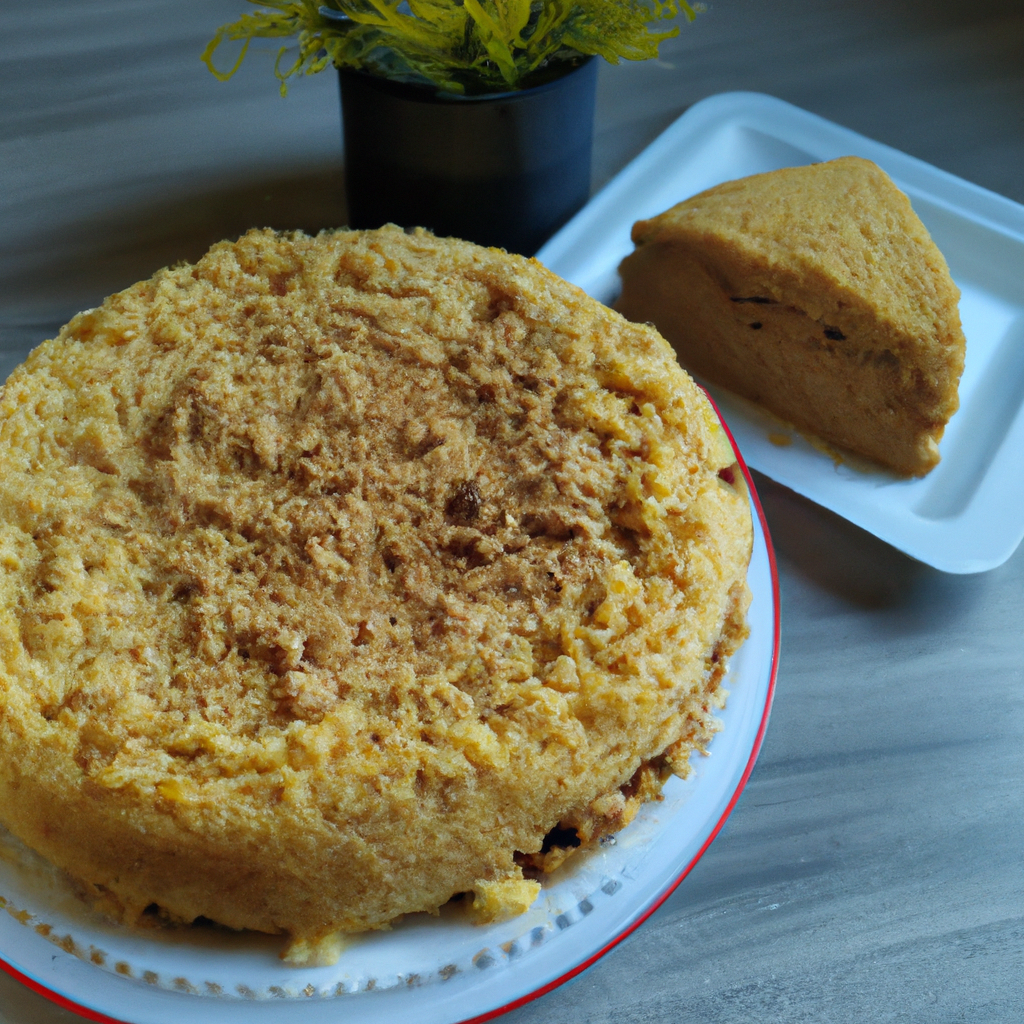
[616, 157, 966, 476]
[0, 226, 751, 962]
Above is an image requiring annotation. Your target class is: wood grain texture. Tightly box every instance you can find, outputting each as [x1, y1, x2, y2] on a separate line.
[2, 1, 1023, 1021]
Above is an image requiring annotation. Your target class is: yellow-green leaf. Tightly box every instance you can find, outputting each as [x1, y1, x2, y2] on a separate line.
[204, 0, 695, 93]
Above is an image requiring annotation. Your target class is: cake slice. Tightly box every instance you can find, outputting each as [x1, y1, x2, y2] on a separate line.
[616, 157, 966, 476]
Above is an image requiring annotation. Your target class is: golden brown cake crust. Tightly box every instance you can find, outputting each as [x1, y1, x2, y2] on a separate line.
[617, 157, 966, 476]
[0, 227, 751, 948]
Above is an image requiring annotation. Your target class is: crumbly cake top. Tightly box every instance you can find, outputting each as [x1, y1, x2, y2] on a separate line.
[0, 227, 751, 944]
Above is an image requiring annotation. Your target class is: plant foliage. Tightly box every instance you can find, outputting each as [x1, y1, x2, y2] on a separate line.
[203, 0, 696, 95]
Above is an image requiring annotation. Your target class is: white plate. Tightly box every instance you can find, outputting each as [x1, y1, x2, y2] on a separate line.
[537, 91, 1024, 574]
[0, 454, 778, 1024]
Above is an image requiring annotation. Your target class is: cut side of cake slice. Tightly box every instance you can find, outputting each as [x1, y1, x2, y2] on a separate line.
[616, 156, 966, 477]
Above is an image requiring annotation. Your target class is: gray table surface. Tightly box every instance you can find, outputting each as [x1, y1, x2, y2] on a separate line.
[2, 2, 1023, 1022]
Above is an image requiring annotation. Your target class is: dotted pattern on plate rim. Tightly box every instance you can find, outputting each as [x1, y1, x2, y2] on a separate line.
[1, 876, 627, 1000]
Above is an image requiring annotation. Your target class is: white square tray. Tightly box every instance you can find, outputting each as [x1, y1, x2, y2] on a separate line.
[536, 91, 1024, 574]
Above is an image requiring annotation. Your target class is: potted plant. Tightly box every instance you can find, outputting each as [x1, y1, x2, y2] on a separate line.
[205, 1, 697, 255]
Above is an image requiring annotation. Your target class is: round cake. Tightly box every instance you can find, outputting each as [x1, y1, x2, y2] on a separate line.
[0, 226, 751, 961]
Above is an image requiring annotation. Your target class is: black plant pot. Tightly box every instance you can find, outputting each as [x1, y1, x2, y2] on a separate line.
[338, 59, 597, 256]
